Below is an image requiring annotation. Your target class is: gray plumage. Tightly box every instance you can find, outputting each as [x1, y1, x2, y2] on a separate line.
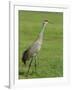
[22, 20, 48, 74]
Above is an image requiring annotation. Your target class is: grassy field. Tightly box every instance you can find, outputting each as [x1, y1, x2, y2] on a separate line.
[19, 11, 63, 79]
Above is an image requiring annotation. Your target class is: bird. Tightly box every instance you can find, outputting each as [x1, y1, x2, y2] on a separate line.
[22, 20, 48, 75]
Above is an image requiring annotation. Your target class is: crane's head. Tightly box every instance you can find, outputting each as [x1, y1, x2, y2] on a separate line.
[43, 20, 48, 26]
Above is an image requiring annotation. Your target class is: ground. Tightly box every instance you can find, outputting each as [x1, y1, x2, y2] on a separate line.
[19, 11, 63, 79]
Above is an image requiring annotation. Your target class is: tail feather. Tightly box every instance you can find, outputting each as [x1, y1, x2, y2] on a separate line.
[22, 49, 29, 66]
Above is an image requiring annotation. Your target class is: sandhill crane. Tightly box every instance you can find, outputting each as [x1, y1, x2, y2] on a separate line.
[22, 20, 48, 75]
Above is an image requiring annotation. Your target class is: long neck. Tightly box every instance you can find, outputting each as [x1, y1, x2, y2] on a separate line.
[38, 24, 47, 41]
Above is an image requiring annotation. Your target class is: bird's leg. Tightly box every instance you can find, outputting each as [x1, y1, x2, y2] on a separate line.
[36, 55, 39, 66]
[26, 57, 33, 76]
[35, 56, 37, 73]
[35, 57, 36, 73]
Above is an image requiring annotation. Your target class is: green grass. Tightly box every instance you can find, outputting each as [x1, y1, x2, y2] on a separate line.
[19, 11, 63, 79]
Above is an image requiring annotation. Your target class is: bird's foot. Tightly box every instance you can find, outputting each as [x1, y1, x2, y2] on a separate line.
[25, 73, 28, 77]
